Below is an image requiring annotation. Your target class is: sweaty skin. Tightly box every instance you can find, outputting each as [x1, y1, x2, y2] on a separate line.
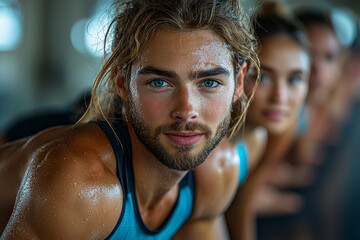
[1, 29, 246, 239]
[0, 125, 240, 239]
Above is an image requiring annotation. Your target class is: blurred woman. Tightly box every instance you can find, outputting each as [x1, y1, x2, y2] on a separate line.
[294, 7, 349, 165]
[225, 2, 311, 239]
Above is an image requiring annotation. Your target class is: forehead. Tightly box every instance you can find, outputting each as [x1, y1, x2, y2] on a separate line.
[306, 25, 341, 53]
[259, 35, 310, 71]
[134, 29, 233, 73]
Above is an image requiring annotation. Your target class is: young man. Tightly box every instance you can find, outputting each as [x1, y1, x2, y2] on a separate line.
[0, 0, 259, 239]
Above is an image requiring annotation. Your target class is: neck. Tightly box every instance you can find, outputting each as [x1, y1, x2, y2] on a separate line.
[127, 125, 187, 210]
[265, 122, 297, 161]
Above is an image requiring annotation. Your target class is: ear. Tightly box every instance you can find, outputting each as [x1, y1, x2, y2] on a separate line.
[114, 68, 128, 101]
[233, 61, 247, 103]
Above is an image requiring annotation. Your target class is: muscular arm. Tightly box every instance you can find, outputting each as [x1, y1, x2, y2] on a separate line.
[0, 139, 29, 233]
[1, 125, 123, 239]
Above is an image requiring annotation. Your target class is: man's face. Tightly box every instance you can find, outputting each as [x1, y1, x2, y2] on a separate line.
[121, 29, 242, 171]
[306, 25, 343, 103]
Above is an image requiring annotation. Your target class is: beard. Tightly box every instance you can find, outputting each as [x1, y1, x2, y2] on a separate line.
[128, 100, 231, 171]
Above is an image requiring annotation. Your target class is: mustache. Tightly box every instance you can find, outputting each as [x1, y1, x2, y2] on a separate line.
[155, 122, 212, 136]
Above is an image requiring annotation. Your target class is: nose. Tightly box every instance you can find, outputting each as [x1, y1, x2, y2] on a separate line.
[170, 86, 199, 121]
[271, 82, 288, 104]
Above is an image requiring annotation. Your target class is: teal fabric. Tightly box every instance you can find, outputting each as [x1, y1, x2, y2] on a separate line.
[236, 143, 249, 187]
[297, 104, 308, 136]
[96, 121, 196, 240]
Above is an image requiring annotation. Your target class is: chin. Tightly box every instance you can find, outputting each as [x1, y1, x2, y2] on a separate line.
[264, 124, 288, 136]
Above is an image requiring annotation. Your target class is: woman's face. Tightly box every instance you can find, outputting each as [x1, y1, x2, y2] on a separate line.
[245, 35, 310, 134]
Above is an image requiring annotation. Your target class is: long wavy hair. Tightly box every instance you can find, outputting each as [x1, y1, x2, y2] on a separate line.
[80, 0, 260, 139]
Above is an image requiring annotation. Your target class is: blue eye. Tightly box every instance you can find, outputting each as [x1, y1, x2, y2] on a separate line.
[202, 80, 219, 88]
[260, 74, 270, 82]
[150, 79, 168, 87]
[288, 76, 301, 85]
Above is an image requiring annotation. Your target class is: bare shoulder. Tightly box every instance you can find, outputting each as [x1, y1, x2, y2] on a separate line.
[2, 123, 122, 239]
[0, 138, 29, 233]
[242, 126, 268, 171]
[192, 138, 240, 220]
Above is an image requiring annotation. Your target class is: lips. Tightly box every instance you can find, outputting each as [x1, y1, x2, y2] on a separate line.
[165, 132, 203, 145]
[262, 110, 287, 120]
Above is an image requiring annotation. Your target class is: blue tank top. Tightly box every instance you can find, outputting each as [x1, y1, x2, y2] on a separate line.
[236, 143, 248, 187]
[97, 121, 196, 240]
[97, 121, 248, 239]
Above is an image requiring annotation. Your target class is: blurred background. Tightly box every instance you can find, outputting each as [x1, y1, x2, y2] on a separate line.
[0, 0, 110, 132]
[0, 0, 359, 131]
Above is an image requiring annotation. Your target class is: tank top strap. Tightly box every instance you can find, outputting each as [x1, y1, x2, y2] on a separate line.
[235, 143, 249, 188]
[96, 120, 196, 239]
[96, 121, 131, 189]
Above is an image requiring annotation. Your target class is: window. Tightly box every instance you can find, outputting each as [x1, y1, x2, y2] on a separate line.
[70, 0, 112, 57]
[0, 0, 23, 51]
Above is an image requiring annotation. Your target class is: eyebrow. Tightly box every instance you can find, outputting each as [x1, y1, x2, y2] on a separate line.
[138, 66, 179, 80]
[188, 67, 231, 79]
[291, 70, 306, 75]
[261, 66, 306, 75]
[260, 66, 275, 74]
[137, 66, 230, 80]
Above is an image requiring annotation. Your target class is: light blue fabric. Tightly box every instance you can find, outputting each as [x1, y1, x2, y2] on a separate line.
[236, 143, 249, 187]
[97, 121, 196, 240]
[107, 176, 195, 240]
[297, 104, 308, 136]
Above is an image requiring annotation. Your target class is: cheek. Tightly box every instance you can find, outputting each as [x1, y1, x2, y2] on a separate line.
[201, 94, 233, 123]
[324, 62, 340, 80]
[140, 98, 169, 121]
[130, 88, 171, 123]
[250, 87, 268, 109]
[290, 85, 308, 110]
[329, 64, 342, 82]
[246, 88, 268, 123]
